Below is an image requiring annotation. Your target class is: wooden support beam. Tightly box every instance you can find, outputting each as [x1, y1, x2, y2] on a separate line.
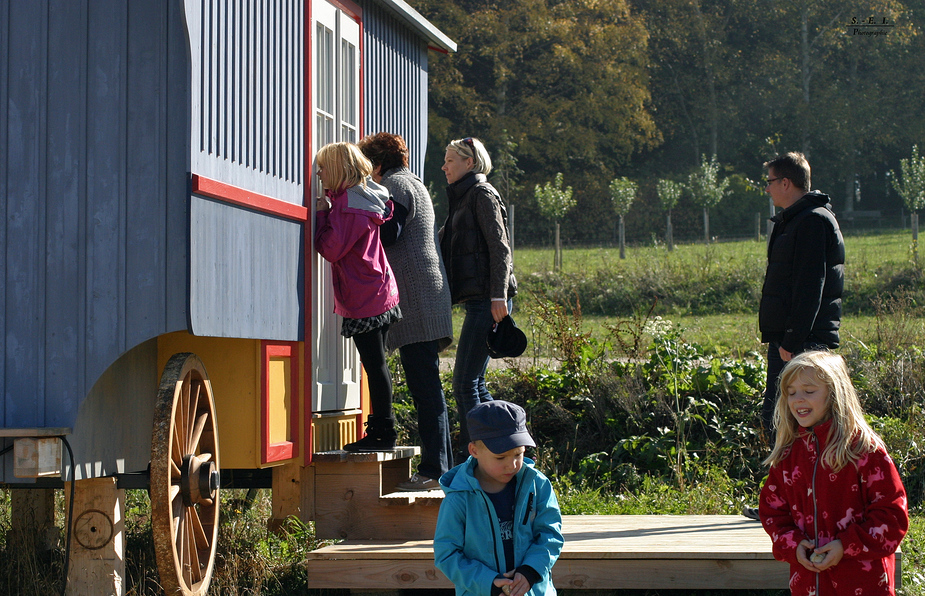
[65, 477, 125, 596]
[269, 461, 305, 532]
[9, 488, 59, 552]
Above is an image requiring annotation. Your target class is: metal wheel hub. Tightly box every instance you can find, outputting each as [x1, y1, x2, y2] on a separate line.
[179, 454, 219, 507]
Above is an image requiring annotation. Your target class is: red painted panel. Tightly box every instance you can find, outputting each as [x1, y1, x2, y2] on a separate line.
[261, 341, 301, 465]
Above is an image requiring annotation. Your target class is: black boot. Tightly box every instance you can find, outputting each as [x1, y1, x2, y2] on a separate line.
[343, 416, 397, 452]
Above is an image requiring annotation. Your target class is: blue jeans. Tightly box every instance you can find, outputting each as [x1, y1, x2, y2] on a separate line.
[399, 339, 452, 478]
[453, 299, 512, 455]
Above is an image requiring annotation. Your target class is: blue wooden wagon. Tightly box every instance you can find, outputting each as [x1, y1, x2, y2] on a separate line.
[0, 1, 454, 593]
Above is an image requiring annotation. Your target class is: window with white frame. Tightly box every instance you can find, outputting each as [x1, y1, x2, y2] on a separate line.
[312, 0, 363, 414]
[314, 0, 359, 150]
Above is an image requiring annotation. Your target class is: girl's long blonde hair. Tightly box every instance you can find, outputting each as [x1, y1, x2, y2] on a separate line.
[764, 350, 885, 472]
[315, 142, 372, 192]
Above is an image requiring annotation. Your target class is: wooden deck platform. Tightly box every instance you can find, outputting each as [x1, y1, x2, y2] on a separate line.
[306, 514, 785, 591]
[306, 514, 903, 591]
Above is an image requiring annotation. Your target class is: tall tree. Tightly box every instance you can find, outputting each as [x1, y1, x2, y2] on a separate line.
[609, 177, 638, 259]
[535, 173, 575, 270]
[687, 155, 730, 243]
[657, 179, 684, 250]
[891, 145, 925, 262]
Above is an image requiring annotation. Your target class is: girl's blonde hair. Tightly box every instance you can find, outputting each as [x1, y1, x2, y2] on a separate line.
[446, 137, 492, 176]
[315, 142, 372, 192]
[764, 350, 885, 471]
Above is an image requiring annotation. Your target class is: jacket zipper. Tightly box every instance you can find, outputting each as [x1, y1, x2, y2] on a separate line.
[522, 492, 534, 525]
[811, 431, 820, 596]
[479, 491, 503, 573]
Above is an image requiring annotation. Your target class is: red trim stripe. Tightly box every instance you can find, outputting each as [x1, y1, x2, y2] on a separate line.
[191, 174, 308, 222]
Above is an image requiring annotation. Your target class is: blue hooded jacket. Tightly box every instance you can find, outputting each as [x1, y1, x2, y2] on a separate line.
[434, 456, 563, 596]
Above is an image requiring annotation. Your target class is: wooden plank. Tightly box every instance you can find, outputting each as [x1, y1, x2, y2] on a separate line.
[4, 0, 47, 429]
[305, 514, 903, 591]
[65, 477, 125, 596]
[312, 447, 420, 464]
[314, 468, 436, 541]
[270, 461, 303, 531]
[10, 488, 59, 552]
[305, 515, 789, 590]
[44, 0, 85, 429]
[0, 428, 72, 437]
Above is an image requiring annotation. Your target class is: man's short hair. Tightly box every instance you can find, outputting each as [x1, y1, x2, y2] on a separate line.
[764, 152, 811, 191]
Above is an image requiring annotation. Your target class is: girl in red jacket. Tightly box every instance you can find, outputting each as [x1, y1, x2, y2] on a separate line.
[315, 142, 401, 451]
[759, 350, 908, 595]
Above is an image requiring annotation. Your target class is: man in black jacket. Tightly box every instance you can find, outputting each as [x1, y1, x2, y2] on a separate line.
[758, 152, 845, 436]
[743, 152, 845, 522]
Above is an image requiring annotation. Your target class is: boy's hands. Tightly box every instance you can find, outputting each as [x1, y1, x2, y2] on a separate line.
[493, 571, 530, 596]
[492, 576, 513, 595]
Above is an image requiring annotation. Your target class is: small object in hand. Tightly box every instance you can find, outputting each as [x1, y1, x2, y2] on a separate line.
[502, 585, 511, 595]
[810, 551, 826, 564]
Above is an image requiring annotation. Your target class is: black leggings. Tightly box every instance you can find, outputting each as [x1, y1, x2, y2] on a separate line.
[351, 324, 392, 418]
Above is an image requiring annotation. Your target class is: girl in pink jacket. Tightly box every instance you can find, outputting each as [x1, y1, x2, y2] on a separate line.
[315, 142, 401, 451]
[759, 350, 908, 595]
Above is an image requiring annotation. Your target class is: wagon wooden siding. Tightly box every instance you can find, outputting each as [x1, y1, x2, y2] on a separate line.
[362, 1, 430, 175]
[0, 0, 191, 482]
[1, 0, 457, 484]
[185, 0, 306, 341]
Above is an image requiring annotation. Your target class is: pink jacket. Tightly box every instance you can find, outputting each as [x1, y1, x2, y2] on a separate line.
[759, 419, 908, 595]
[314, 180, 399, 319]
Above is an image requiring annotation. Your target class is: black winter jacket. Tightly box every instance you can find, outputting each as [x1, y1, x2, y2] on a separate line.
[759, 191, 845, 353]
[439, 172, 516, 304]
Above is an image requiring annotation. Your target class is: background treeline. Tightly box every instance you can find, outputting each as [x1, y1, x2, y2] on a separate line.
[414, 0, 925, 246]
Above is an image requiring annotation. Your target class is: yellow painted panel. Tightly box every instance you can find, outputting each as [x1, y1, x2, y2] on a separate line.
[267, 357, 291, 444]
[157, 332, 259, 468]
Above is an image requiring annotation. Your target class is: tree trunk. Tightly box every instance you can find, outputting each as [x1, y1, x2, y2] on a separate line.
[554, 222, 561, 271]
[667, 212, 674, 251]
[800, 6, 812, 154]
[914, 212, 920, 264]
[703, 207, 710, 243]
[619, 215, 626, 259]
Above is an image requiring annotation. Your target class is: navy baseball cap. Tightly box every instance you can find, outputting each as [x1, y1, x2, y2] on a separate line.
[467, 400, 536, 454]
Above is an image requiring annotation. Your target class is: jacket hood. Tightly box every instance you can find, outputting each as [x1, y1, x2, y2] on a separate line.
[440, 456, 537, 494]
[336, 178, 392, 220]
[772, 190, 833, 224]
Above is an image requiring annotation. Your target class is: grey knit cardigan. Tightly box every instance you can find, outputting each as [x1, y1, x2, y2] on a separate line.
[379, 167, 453, 352]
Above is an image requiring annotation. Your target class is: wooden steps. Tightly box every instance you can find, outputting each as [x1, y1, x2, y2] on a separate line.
[306, 514, 903, 591]
[312, 447, 441, 541]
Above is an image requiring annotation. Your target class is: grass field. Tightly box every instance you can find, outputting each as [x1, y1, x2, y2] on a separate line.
[441, 229, 923, 358]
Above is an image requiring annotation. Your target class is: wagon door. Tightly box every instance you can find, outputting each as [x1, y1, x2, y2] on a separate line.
[311, 0, 363, 414]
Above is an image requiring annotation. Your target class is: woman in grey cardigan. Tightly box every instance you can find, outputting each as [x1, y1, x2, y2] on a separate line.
[359, 133, 454, 491]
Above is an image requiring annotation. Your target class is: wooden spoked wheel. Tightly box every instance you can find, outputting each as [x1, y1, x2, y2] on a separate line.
[151, 353, 220, 596]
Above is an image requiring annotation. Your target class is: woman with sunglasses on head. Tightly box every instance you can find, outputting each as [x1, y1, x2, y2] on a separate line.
[439, 137, 517, 461]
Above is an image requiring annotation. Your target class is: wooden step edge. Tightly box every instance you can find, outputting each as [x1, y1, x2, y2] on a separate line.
[312, 445, 421, 463]
[379, 489, 445, 506]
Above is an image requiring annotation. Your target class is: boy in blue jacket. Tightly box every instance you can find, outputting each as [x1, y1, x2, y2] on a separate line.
[434, 401, 563, 596]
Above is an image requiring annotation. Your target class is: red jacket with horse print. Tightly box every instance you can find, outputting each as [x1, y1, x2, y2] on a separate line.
[759, 419, 908, 595]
